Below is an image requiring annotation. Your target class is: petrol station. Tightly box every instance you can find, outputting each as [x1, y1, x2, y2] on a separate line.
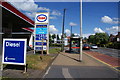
[0, 0, 34, 55]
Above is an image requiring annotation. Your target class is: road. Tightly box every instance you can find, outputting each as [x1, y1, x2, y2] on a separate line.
[43, 53, 119, 79]
[90, 47, 120, 58]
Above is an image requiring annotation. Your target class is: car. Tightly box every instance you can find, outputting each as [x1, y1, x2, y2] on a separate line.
[91, 44, 98, 49]
[27, 45, 32, 51]
[83, 44, 90, 50]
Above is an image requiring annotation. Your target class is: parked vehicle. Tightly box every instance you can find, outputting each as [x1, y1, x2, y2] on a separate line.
[91, 44, 98, 49]
[83, 44, 90, 50]
[27, 45, 32, 51]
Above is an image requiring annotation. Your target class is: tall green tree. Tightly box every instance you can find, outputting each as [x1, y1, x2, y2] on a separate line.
[88, 33, 109, 46]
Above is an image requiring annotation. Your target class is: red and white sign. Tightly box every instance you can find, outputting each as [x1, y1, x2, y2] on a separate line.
[35, 13, 49, 24]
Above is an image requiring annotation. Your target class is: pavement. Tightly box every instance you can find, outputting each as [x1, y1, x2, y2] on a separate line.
[43, 52, 119, 79]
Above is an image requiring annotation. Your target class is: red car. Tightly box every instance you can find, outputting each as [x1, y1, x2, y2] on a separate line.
[83, 44, 90, 50]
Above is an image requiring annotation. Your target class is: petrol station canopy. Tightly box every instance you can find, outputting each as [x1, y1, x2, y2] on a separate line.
[0, 0, 34, 42]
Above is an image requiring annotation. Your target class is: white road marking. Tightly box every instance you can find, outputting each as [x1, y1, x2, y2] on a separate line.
[62, 68, 72, 78]
[43, 66, 51, 78]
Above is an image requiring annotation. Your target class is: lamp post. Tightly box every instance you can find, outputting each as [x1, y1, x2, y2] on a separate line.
[70, 26, 72, 52]
[61, 9, 66, 52]
[79, 0, 83, 61]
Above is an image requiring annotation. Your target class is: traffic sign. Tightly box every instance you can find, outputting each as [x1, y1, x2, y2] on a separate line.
[2, 39, 27, 65]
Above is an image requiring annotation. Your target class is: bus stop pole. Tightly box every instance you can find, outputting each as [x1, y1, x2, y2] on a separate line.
[79, 0, 83, 61]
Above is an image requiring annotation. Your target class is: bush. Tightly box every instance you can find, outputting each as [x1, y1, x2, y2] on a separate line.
[106, 42, 120, 49]
[114, 42, 120, 49]
[49, 48, 61, 54]
[106, 42, 114, 48]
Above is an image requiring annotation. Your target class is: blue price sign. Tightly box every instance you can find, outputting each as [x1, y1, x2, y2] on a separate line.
[35, 42, 47, 46]
[36, 34, 47, 40]
[36, 27, 47, 34]
[2, 39, 27, 65]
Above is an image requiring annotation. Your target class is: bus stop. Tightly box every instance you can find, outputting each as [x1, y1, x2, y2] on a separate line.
[69, 37, 80, 53]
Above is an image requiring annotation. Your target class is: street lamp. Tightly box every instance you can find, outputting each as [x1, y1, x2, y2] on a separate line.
[79, 0, 83, 61]
[61, 9, 66, 52]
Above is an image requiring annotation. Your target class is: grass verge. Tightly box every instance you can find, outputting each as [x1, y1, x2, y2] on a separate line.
[27, 48, 60, 70]
[27, 54, 53, 70]
[49, 48, 61, 54]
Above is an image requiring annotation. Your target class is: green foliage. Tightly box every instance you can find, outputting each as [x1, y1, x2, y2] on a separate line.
[49, 48, 61, 54]
[106, 42, 120, 49]
[71, 33, 75, 37]
[50, 43, 62, 47]
[57, 34, 60, 40]
[88, 33, 109, 46]
[52, 34, 56, 40]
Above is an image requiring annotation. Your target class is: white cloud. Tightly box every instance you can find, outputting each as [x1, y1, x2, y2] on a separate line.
[49, 16, 57, 19]
[94, 27, 105, 33]
[49, 25, 58, 34]
[38, 7, 50, 11]
[65, 29, 71, 36]
[25, 12, 36, 18]
[69, 22, 77, 26]
[101, 16, 119, 24]
[101, 16, 113, 24]
[6, 0, 38, 12]
[51, 10, 61, 16]
[106, 26, 119, 34]
[83, 33, 94, 38]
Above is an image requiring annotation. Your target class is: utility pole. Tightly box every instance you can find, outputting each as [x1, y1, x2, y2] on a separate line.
[79, 0, 83, 61]
[61, 9, 66, 52]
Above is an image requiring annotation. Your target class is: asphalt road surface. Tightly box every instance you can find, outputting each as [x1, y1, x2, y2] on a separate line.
[43, 53, 119, 79]
[90, 47, 120, 58]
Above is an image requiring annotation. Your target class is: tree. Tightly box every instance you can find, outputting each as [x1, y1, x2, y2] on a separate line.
[49, 34, 52, 44]
[52, 34, 56, 40]
[71, 33, 75, 37]
[88, 33, 109, 47]
[88, 35, 95, 44]
[57, 34, 60, 40]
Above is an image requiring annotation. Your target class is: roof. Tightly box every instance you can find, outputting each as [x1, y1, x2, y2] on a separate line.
[0, 0, 34, 26]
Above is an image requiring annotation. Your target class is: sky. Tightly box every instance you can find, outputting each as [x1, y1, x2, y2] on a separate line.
[5, 0, 119, 38]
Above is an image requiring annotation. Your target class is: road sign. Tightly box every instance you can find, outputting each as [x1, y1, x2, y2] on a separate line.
[35, 13, 49, 24]
[2, 39, 27, 65]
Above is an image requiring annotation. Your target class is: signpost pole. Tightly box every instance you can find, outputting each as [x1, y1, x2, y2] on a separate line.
[34, 24, 36, 54]
[24, 65, 27, 73]
[47, 12, 50, 54]
[1, 64, 3, 71]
